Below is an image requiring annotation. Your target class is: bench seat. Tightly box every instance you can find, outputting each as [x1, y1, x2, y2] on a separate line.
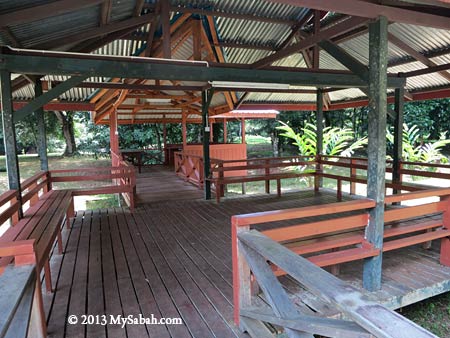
[272, 218, 448, 276]
[0, 189, 73, 292]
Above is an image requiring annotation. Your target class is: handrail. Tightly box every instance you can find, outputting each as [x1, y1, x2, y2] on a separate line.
[236, 230, 437, 338]
[232, 199, 375, 226]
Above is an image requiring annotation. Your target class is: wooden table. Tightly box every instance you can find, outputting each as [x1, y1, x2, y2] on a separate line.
[120, 149, 145, 173]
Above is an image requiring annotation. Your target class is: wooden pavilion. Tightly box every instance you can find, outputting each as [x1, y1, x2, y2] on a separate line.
[1, 1, 450, 337]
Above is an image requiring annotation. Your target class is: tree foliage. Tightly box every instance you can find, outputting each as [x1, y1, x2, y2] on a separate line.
[277, 121, 367, 157]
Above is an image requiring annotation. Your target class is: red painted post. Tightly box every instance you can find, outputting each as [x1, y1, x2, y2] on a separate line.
[440, 196, 450, 266]
[350, 158, 356, 195]
[231, 216, 251, 328]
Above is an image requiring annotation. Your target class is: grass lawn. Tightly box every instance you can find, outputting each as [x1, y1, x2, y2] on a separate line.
[0, 154, 119, 210]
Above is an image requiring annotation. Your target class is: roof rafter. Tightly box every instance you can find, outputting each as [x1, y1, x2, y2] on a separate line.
[388, 32, 450, 82]
[268, 0, 450, 30]
[252, 16, 369, 69]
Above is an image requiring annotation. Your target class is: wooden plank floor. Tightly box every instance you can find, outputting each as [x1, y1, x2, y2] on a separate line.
[135, 165, 203, 204]
[43, 189, 450, 337]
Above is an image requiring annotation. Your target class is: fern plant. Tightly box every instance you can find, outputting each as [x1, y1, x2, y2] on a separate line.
[277, 121, 367, 157]
[386, 124, 450, 164]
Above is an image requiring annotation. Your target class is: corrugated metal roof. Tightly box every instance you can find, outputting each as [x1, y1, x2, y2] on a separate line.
[0, 0, 449, 114]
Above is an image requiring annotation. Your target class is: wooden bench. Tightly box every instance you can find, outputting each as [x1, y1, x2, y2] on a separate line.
[232, 191, 450, 278]
[0, 175, 74, 292]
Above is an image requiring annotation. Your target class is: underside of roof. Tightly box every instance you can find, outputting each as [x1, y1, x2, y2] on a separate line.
[1, 0, 449, 124]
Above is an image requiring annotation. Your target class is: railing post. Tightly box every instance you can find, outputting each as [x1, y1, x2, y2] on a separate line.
[265, 159, 270, 194]
[232, 217, 251, 328]
[440, 196, 450, 266]
[314, 154, 322, 192]
[350, 158, 356, 195]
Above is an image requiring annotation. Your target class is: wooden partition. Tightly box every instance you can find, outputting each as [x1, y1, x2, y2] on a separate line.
[185, 143, 247, 177]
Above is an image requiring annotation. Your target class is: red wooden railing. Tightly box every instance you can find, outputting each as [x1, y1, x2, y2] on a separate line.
[174, 151, 207, 187]
[0, 171, 50, 230]
[231, 188, 450, 337]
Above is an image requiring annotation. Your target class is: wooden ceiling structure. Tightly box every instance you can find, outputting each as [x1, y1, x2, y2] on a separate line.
[0, 0, 449, 126]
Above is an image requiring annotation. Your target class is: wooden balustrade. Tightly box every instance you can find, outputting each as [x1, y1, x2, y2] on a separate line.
[174, 151, 208, 188]
[234, 229, 437, 337]
[232, 186, 450, 337]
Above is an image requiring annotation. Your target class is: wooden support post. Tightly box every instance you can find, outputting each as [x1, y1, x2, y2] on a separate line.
[109, 108, 119, 166]
[350, 159, 357, 194]
[265, 159, 270, 194]
[210, 122, 214, 142]
[241, 118, 246, 144]
[393, 86, 404, 196]
[440, 196, 450, 266]
[160, 0, 171, 59]
[0, 70, 23, 218]
[35, 79, 49, 172]
[315, 89, 324, 192]
[363, 16, 388, 292]
[223, 119, 228, 143]
[202, 89, 214, 200]
[231, 218, 251, 328]
[182, 111, 187, 148]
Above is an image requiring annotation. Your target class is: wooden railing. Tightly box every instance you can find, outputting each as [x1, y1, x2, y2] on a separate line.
[0, 171, 50, 230]
[232, 188, 450, 337]
[234, 229, 437, 337]
[49, 166, 136, 210]
[174, 151, 207, 187]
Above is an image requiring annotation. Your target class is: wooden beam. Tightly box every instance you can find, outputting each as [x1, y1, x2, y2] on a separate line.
[206, 16, 236, 109]
[161, 0, 171, 59]
[193, 20, 202, 61]
[363, 16, 388, 292]
[0, 0, 104, 27]
[134, 0, 145, 17]
[100, 0, 112, 26]
[169, 5, 298, 26]
[0, 71, 21, 195]
[33, 13, 156, 50]
[214, 42, 275, 51]
[388, 32, 450, 82]
[252, 16, 368, 69]
[392, 86, 404, 194]
[0, 48, 405, 88]
[268, 0, 450, 30]
[13, 75, 89, 122]
[401, 62, 450, 78]
[0, 28, 22, 48]
[35, 80, 48, 171]
[202, 89, 214, 200]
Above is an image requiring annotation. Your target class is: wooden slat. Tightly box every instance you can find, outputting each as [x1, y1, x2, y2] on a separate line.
[241, 307, 372, 338]
[384, 230, 450, 252]
[384, 201, 447, 223]
[232, 199, 376, 226]
[262, 214, 368, 242]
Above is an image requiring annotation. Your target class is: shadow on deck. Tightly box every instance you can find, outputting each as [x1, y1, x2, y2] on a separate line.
[42, 188, 450, 337]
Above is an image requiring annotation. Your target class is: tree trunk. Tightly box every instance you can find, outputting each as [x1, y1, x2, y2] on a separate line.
[54, 111, 77, 156]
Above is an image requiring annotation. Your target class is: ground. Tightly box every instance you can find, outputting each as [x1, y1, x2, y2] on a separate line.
[0, 151, 449, 336]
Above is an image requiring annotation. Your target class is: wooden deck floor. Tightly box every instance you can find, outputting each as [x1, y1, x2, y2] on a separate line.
[42, 189, 450, 337]
[135, 165, 203, 204]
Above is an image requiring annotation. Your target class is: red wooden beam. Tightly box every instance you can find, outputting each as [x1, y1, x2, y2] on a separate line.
[6, 101, 95, 112]
[268, 0, 450, 30]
